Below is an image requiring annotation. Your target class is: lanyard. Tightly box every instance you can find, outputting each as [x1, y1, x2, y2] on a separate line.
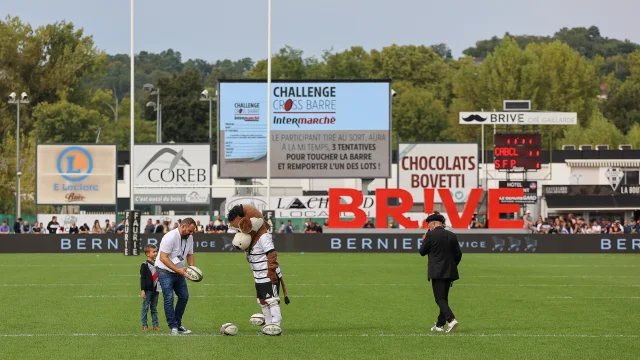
[181, 239, 188, 258]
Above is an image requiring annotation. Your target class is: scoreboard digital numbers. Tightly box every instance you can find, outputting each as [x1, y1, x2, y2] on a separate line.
[494, 133, 541, 170]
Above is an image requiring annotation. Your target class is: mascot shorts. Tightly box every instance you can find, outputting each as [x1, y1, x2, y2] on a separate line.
[255, 280, 280, 301]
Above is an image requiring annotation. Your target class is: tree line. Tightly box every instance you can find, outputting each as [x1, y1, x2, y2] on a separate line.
[2, 15, 640, 214]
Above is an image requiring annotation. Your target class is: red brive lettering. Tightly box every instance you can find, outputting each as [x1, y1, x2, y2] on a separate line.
[327, 189, 366, 228]
[375, 189, 417, 228]
[439, 188, 483, 229]
[328, 188, 525, 229]
[488, 188, 524, 229]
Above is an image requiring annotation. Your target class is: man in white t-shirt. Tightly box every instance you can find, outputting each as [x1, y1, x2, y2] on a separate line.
[155, 217, 196, 336]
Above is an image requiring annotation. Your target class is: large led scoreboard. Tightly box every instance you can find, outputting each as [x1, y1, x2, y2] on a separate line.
[494, 133, 541, 170]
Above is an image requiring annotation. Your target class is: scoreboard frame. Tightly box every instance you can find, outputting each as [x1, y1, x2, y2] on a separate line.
[493, 132, 541, 171]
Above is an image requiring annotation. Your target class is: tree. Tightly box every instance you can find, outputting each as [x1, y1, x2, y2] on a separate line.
[561, 109, 624, 148]
[430, 43, 453, 60]
[625, 123, 640, 149]
[368, 44, 448, 91]
[32, 101, 106, 143]
[448, 37, 600, 147]
[248, 46, 324, 79]
[322, 46, 372, 79]
[151, 68, 212, 144]
[601, 50, 640, 133]
[391, 81, 449, 143]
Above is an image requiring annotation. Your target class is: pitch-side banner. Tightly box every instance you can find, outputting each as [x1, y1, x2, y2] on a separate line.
[36, 144, 116, 205]
[217, 80, 392, 179]
[133, 144, 211, 205]
[398, 143, 478, 203]
[224, 195, 377, 218]
[459, 112, 577, 125]
[1, 234, 638, 253]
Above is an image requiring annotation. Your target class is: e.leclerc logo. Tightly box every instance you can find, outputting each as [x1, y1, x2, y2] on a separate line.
[55, 146, 98, 194]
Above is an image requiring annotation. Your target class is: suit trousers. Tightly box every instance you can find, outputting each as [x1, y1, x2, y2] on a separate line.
[431, 279, 455, 326]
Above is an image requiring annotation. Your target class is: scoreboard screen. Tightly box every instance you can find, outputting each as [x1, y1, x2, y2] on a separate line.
[493, 133, 541, 170]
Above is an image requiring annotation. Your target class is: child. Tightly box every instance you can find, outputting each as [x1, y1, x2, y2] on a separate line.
[140, 244, 162, 331]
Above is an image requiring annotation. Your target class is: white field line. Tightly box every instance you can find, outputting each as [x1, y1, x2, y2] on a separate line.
[0, 333, 637, 338]
[72, 295, 331, 298]
[1, 283, 640, 287]
[547, 296, 640, 299]
[0, 263, 637, 268]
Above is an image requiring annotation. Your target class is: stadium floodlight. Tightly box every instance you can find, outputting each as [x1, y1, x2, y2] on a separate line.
[7, 91, 30, 220]
[144, 84, 161, 143]
[200, 89, 218, 143]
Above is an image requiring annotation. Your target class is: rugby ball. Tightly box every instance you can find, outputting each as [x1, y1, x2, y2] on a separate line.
[262, 324, 282, 336]
[220, 323, 238, 336]
[184, 266, 203, 282]
[250, 313, 265, 326]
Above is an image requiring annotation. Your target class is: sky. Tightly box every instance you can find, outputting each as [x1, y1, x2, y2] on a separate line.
[3, 0, 640, 63]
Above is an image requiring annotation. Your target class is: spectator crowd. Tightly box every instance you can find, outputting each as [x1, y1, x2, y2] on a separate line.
[523, 212, 640, 234]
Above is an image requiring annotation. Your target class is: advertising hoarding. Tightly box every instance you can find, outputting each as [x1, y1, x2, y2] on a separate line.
[218, 80, 391, 179]
[398, 143, 479, 203]
[133, 144, 211, 205]
[36, 144, 117, 205]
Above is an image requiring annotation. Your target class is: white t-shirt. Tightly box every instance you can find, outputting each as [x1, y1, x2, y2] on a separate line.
[247, 233, 281, 284]
[155, 228, 194, 272]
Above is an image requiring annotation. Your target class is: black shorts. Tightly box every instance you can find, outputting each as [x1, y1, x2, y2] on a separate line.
[255, 281, 280, 300]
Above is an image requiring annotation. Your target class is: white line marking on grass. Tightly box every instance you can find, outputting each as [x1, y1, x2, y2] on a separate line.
[2, 283, 640, 288]
[468, 275, 640, 279]
[0, 333, 637, 338]
[547, 296, 640, 299]
[72, 295, 332, 298]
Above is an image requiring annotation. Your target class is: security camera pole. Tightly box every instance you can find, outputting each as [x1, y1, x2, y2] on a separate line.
[7, 92, 29, 220]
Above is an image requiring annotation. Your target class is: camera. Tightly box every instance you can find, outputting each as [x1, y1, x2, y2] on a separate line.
[8, 92, 16, 102]
[391, 89, 397, 98]
[201, 90, 209, 98]
[20, 92, 28, 101]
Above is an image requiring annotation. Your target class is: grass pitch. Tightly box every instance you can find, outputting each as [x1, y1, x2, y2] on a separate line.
[0, 252, 638, 359]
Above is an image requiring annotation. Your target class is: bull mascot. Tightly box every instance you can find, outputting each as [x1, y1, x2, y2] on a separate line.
[226, 204, 290, 335]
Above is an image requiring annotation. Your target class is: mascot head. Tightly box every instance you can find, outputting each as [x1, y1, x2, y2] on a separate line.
[226, 204, 270, 251]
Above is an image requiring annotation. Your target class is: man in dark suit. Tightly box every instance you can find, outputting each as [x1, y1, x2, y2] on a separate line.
[419, 213, 462, 334]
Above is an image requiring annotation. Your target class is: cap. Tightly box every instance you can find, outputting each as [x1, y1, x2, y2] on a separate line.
[526, 210, 531, 214]
[426, 213, 446, 224]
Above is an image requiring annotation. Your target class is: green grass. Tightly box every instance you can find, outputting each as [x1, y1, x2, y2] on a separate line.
[0, 253, 638, 359]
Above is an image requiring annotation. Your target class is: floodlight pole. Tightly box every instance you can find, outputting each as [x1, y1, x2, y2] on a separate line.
[266, 0, 272, 211]
[130, 0, 135, 212]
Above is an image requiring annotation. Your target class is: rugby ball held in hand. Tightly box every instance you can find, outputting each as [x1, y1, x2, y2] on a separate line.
[220, 323, 238, 336]
[184, 266, 203, 282]
[262, 324, 282, 336]
[250, 313, 265, 326]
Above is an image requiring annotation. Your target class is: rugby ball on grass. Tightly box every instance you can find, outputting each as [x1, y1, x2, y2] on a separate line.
[220, 323, 238, 336]
[262, 324, 282, 336]
[184, 266, 203, 282]
[250, 313, 265, 326]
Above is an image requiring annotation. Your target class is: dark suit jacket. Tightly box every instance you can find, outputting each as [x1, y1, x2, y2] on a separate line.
[419, 227, 462, 281]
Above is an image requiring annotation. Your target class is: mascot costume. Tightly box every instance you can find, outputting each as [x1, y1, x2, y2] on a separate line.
[226, 204, 290, 334]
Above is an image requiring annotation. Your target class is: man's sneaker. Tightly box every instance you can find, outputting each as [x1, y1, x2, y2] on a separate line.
[430, 324, 445, 332]
[153, 326, 162, 331]
[178, 326, 192, 334]
[446, 319, 459, 333]
[170, 328, 179, 336]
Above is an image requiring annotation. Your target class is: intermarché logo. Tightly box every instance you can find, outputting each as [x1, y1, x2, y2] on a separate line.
[272, 115, 336, 128]
[138, 148, 206, 183]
